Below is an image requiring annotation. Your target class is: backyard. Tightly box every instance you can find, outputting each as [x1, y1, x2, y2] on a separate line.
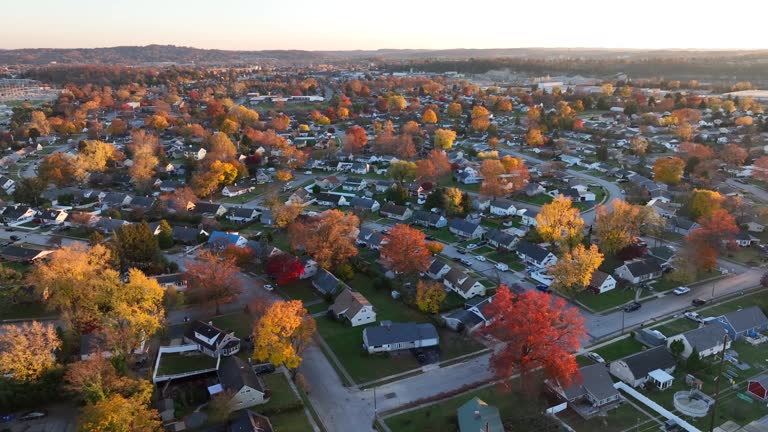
[155, 352, 217, 376]
[591, 336, 645, 362]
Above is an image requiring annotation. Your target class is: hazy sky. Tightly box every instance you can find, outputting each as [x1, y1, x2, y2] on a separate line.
[2, 0, 767, 51]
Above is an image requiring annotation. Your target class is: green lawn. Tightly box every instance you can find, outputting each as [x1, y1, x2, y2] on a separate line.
[592, 337, 645, 362]
[700, 291, 768, 318]
[268, 412, 315, 432]
[650, 318, 698, 338]
[575, 288, 636, 312]
[3, 261, 33, 274]
[650, 269, 721, 293]
[261, 372, 300, 410]
[277, 279, 323, 304]
[484, 251, 524, 270]
[561, 401, 655, 432]
[423, 228, 459, 244]
[516, 194, 553, 206]
[725, 246, 765, 266]
[156, 352, 217, 376]
[317, 273, 484, 383]
[385, 384, 557, 432]
[0, 301, 53, 320]
[456, 183, 481, 193]
[210, 312, 254, 339]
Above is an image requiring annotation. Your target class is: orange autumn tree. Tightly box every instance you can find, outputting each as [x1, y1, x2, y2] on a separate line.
[185, 252, 243, 315]
[536, 195, 584, 250]
[434, 128, 457, 150]
[687, 209, 738, 270]
[754, 156, 768, 182]
[288, 210, 360, 269]
[344, 125, 368, 153]
[252, 300, 316, 371]
[422, 109, 438, 124]
[427, 149, 452, 178]
[471, 106, 490, 131]
[653, 156, 685, 185]
[480, 286, 585, 389]
[380, 224, 432, 276]
[415, 280, 447, 314]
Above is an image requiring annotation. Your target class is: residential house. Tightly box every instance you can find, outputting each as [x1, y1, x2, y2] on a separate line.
[516, 241, 557, 268]
[316, 192, 349, 207]
[191, 202, 227, 217]
[298, 256, 318, 279]
[746, 221, 765, 233]
[412, 210, 447, 228]
[286, 188, 315, 206]
[549, 364, 621, 419]
[380, 203, 412, 221]
[489, 199, 517, 216]
[524, 183, 545, 197]
[171, 226, 207, 245]
[227, 207, 260, 224]
[184, 147, 207, 160]
[362, 321, 439, 354]
[735, 230, 760, 247]
[374, 180, 395, 193]
[2, 205, 36, 224]
[150, 273, 188, 291]
[342, 177, 367, 192]
[648, 246, 676, 270]
[0, 175, 15, 194]
[259, 209, 274, 227]
[183, 320, 241, 358]
[425, 258, 451, 280]
[456, 398, 503, 432]
[217, 356, 267, 410]
[129, 196, 156, 213]
[95, 217, 130, 234]
[560, 154, 582, 166]
[484, 228, 518, 251]
[448, 218, 484, 239]
[609, 346, 676, 389]
[315, 175, 342, 190]
[312, 268, 343, 296]
[456, 167, 483, 184]
[254, 170, 271, 184]
[519, 208, 539, 227]
[328, 288, 376, 327]
[562, 187, 596, 202]
[614, 258, 663, 284]
[443, 268, 487, 299]
[666, 325, 731, 359]
[0, 246, 52, 263]
[667, 217, 700, 236]
[589, 270, 617, 294]
[349, 197, 380, 212]
[228, 410, 274, 432]
[101, 192, 132, 209]
[442, 296, 496, 333]
[222, 185, 255, 197]
[39, 209, 68, 225]
[159, 180, 185, 192]
[712, 306, 768, 341]
[647, 198, 677, 219]
[208, 231, 248, 249]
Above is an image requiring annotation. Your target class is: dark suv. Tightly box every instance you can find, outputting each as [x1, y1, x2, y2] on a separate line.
[623, 302, 641, 312]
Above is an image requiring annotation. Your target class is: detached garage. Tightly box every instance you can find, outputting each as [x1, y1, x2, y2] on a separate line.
[747, 374, 768, 400]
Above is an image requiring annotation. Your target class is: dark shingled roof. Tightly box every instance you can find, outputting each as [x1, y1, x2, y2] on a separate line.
[621, 346, 676, 378]
[516, 241, 552, 262]
[218, 356, 264, 393]
[364, 322, 438, 347]
[562, 364, 619, 401]
[720, 306, 768, 333]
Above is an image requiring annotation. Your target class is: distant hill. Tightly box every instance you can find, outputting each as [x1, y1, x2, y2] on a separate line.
[2, 44, 768, 65]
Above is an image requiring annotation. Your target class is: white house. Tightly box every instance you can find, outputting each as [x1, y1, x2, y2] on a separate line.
[185, 147, 207, 160]
[183, 320, 241, 358]
[516, 241, 557, 268]
[362, 322, 439, 354]
[443, 268, 487, 299]
[609, 346, 676, 390]
[329, 288, 376, 327]
[614, 258, 663, 284]
[380, 203, 412, 221]
[489, 199, 517, 216]
[666, 325, 731, 360]
[588, 270, 617, 294]
[216, 356, 267, 410]
[222, 185, 255, 197]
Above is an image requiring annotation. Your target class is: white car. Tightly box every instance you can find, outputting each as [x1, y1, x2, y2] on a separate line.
[495, 262, 509, 271]
[466, 244, 479, 250]
[673, 286, 691, 295]
[586, 352, 606, 363]
[263, 284, 274, 291]
[304, 170, 312, 174]
[684, 311, 703, 323]
[475, 255, 487, 262]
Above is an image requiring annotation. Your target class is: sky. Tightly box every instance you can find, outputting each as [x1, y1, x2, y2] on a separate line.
[2, 0, 768, 51]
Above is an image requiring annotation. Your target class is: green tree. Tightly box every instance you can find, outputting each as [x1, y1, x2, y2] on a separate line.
[385, 184, 409, 205]
[669, 339, 684, 359]
[114, 222, 160, 271]
[686, 348, 703, 372]
[13, 177, 45, 206]
[156, 220, 173, 249]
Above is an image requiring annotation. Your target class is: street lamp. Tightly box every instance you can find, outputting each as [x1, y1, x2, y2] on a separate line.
[711, 279, 717, 299]
[621, 309, 625, 336]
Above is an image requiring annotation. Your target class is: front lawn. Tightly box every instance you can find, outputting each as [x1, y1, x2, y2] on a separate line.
[516, 194, 553, 206]
[650, 318, 698, 338]
[701, 291, 768, 318]
[575, 287, 636, 312]
[277, 279, 323, 304]
[156, 352, 217, 376]
[0, 301, 53, 320]
[423, 228, 459, 244]
[592, 336, 645, 362]
[260, 372, 300, 410]
[244, 372, 315, 432]
[484, 251, 525, 270]
[560, 401, 655, 432]
[210, 312, 254, 339]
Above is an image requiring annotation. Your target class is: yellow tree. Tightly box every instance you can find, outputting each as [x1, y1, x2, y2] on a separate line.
[0, 321, 61, 382]
[689, 189, 724, 221]
[78, 394, 162, 432]
[525, 128, 544, 146]
[422, 109, 438, 124]
[594, 200, 660, 255]
[447, 102, 463, 118]
[480, 159, 508, 197]
[653, 157, 685, 185]
[415, 280, 447, 314]
[471, 106, 490, 131]
[128, 131, 159, 189]
[434, 128, 457, 150]
[252, 300, 316, 370]
[275, 170, 293, 182]
[272, 203, 303, 229]
[536, 195, 584, 250]
[548, 244, 604, 297]
[65, 355, 153, 405]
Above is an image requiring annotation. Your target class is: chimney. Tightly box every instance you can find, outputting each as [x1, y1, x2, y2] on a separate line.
[208, 321, 213, 326]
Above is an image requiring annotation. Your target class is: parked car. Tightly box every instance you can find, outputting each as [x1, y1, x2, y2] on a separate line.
[495, 262, 509, 272]
[456, 248, 466, 254]
[19, 411, 47, 421]
[623, 302, 641, 312]
[466, 244, 479, 250]
[535, 285, 551, 293]
[452, 257, 462, 262]
[586, 352, 606, 363]
[263, 284, 274, 291]
[304, 170, 312, 175]
[692, 298, 708, 307]
[253, 363, 276, 374]
[502, 221, 514, 227]
[460, 258, 473, 267]
[475, 255, 486, 262]
[673, 286, 691, 295]
[9, 235, 20, 241]
[684, 311, 703, 323]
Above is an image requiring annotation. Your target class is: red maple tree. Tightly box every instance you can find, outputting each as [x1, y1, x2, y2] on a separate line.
[380, 224, 432, 276]
[687, 208, 739, 270]
[480, 286, 585, 389]
[265, 253, 304, 285]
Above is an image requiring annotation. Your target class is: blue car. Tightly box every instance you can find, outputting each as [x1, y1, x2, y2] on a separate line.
[535, 285, 551, 293]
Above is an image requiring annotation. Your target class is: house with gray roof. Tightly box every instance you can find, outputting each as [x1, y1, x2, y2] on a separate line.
[328, 288, 376, 327]
[516, 241, 557, 268]
[412, 210, 447, 228]
[362, 321, 439, 354]
[350, 197, 380, 212]
[426, 257, 451, 280]
[312, 268, 344, 296]
[217, 356, 267, 410]
[609, 346, 676, 389]
[549, 364, 621, 419]
[228, 410, 273, 432]
[380, 203, 412, 221]
[443, 268, 487, 300]
[457, 397, 503, 432]
[448, 218, 484, 239]
[227, 207, 260, 223]
[484, 228, 518, 251]
[666, 325, 730, 359]
[614, 258, 663, 284]
[184, 320, 241, 358]
[713, 306, 768, 341]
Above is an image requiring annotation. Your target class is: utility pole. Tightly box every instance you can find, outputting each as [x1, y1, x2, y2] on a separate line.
[708, 334, 730, 432]
[621, 309, 625, 336]
[373, 386, 377, 419]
